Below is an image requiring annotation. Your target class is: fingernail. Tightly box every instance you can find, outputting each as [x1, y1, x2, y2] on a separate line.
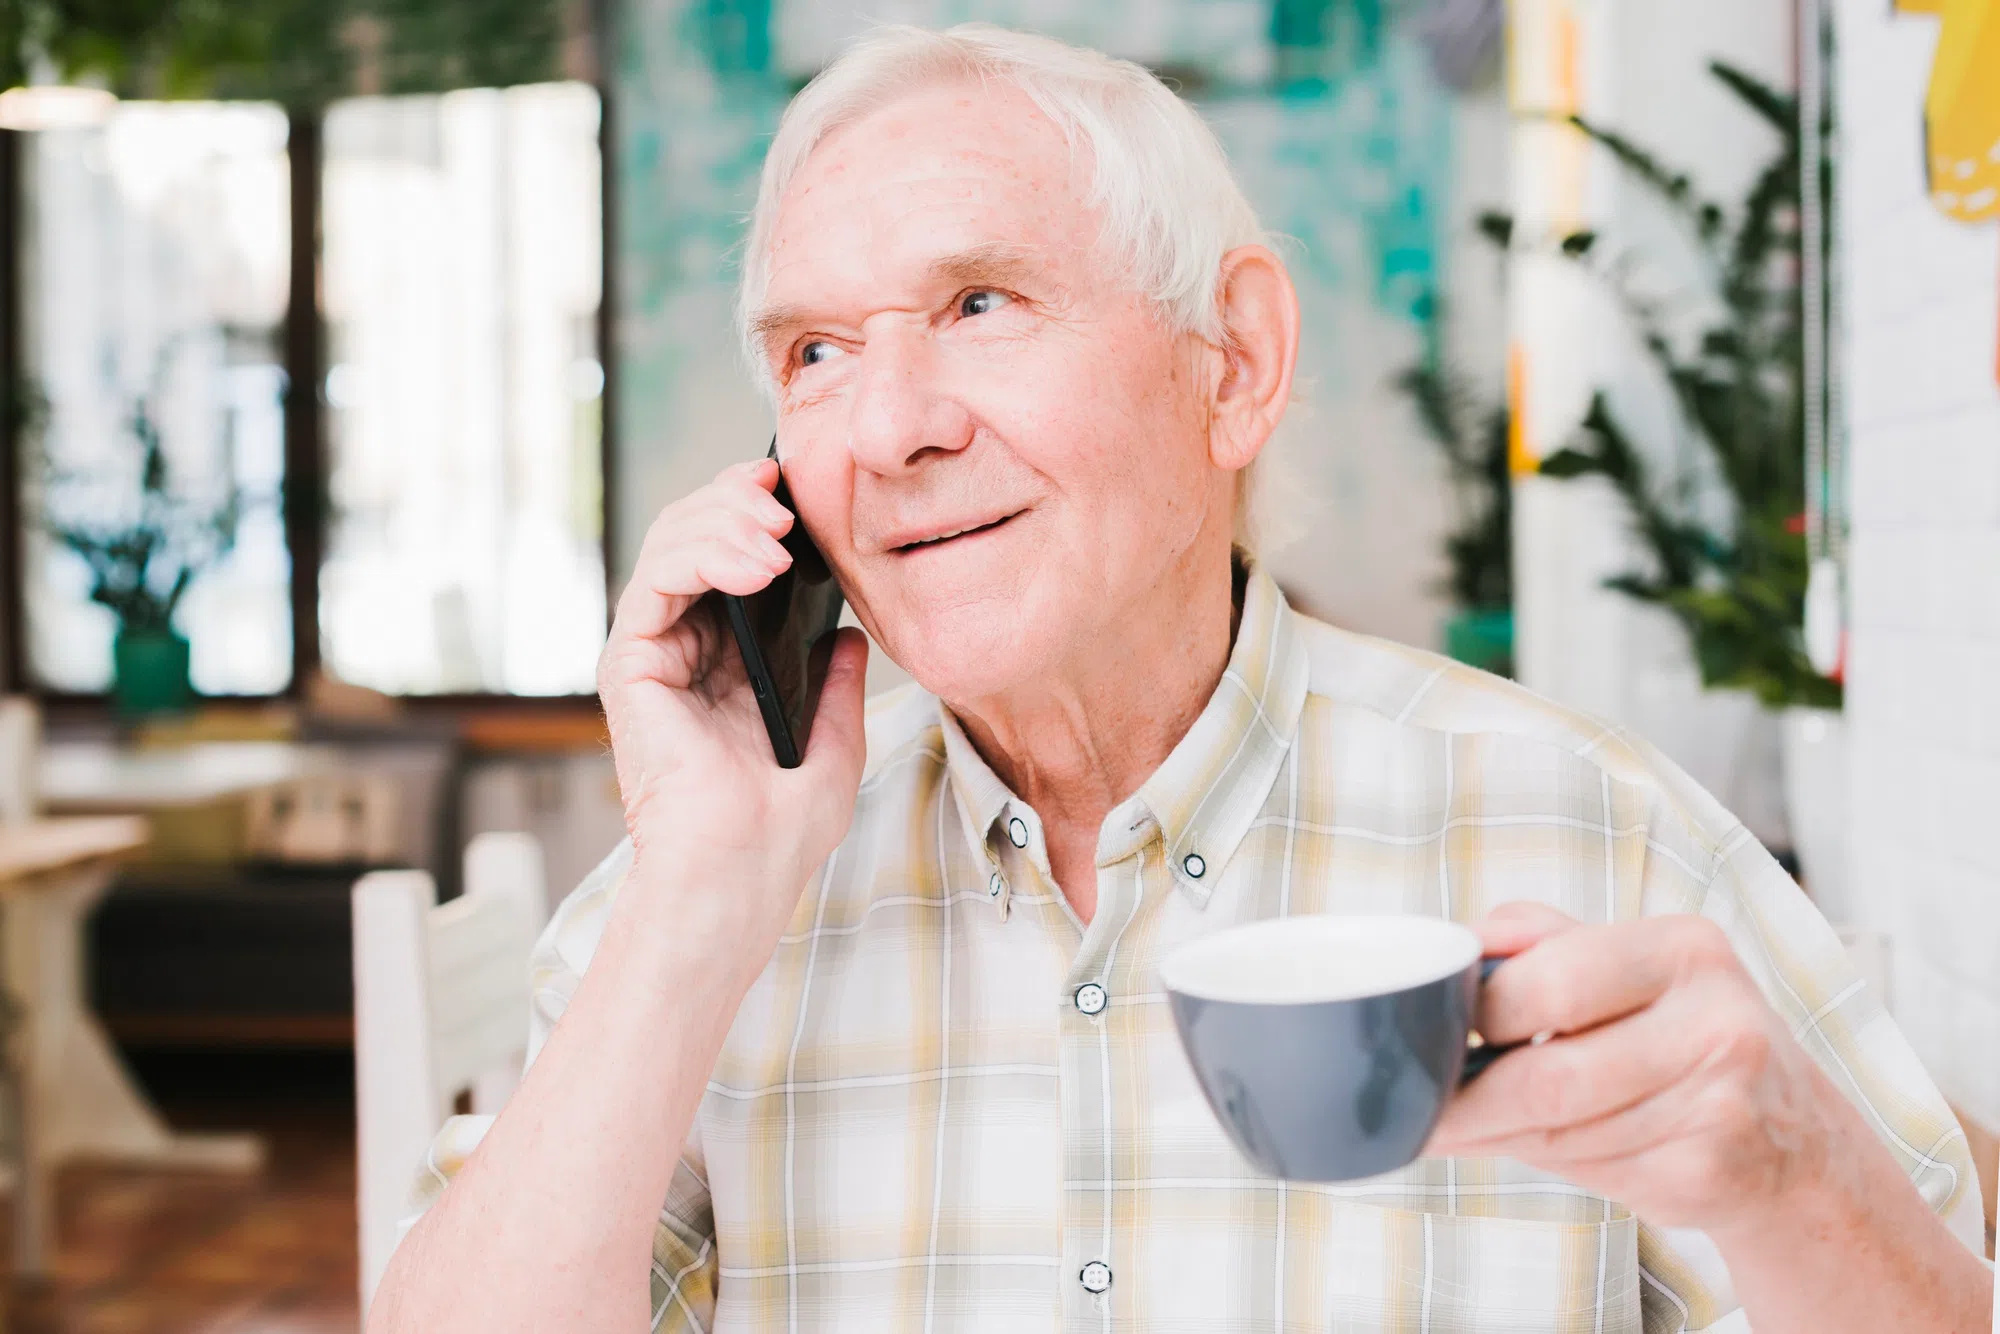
[759, 534, 790, 567]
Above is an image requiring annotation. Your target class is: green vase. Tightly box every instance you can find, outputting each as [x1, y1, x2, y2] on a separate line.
[1444, 608, 1514, 679]
[113, 628, 193, 717]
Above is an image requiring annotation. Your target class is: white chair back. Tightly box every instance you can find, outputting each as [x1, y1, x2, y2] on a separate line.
[353, 831, 547, 1312]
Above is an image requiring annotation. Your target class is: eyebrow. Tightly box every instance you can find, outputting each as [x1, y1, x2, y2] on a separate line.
[746, 241, 1046, 358]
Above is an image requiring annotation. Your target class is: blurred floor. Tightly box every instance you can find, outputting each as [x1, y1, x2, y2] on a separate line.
[4, 1050, 358, 1334]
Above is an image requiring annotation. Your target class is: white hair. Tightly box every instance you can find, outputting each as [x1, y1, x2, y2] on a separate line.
[736, 22, 1281, 549]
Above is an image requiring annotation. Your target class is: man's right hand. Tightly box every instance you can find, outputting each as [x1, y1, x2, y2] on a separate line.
[596, 456, 869, 992]
[371, 458, 867, 1334]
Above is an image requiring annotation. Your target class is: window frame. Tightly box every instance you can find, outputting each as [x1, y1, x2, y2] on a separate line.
[0, 88, 618, 709]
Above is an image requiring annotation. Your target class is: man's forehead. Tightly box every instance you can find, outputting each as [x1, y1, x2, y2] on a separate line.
[789, 79, 1077, 205]
[759, 83, 1093, 308]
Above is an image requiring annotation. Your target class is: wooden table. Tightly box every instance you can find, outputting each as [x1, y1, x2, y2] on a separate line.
[0, 817, 265, 1279]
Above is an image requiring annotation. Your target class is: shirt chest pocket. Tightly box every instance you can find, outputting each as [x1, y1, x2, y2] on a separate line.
[1296, 1202, 1643, 1333]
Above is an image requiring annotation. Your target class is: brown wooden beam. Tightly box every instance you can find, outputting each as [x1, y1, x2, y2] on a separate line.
[593, 2, 619, 621]
[282, 110, 325, 696]
[0, 129, 23, 694]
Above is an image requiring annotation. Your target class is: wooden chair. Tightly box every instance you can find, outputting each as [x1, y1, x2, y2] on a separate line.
[352, 830, 548, 1312]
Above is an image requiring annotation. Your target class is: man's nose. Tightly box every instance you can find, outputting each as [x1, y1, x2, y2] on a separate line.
[846, 330, 974, 476]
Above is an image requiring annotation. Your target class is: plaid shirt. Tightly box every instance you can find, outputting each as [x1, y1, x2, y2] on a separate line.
[415, 564, 1980, 1332]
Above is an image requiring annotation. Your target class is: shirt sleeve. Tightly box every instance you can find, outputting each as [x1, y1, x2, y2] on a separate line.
[399, 839, 722, 1332]
[1625, 778, 1984, 1332]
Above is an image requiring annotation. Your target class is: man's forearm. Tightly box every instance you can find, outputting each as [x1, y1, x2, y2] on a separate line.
[369, 863, 749, 1333]
[1711, 1077, 1992, 1333]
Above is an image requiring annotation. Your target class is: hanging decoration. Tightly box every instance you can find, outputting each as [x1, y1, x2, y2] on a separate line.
[1800, 0, 1843, 679]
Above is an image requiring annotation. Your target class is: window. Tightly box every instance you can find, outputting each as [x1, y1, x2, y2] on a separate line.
[6, 81, 608, 700]
[319, 84, 606, 696]
[17, 104, 292, 694]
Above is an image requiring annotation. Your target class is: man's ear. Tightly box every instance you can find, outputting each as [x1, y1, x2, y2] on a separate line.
[1207, 245, 1300, 474]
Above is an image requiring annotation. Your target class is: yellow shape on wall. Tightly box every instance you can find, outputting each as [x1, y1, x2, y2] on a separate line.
[1905, 0, 2000, 220]
[1897, 0, 2000, 384]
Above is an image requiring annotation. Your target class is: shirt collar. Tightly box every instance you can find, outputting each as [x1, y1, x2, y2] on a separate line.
[937, 559, 1309, 910]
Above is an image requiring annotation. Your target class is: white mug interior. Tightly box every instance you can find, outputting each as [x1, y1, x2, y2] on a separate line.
[1159, 914, 1482, 1006]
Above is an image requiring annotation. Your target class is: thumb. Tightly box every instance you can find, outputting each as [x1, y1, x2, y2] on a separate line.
[798, 628, 870, 788]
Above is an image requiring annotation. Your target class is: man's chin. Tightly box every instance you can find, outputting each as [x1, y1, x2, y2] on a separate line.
[877, 611, 1052, 706]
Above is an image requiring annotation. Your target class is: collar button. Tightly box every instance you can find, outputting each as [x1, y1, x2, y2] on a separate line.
[1007, 816, 1030, 848]
[1182, 852, 1207, 879]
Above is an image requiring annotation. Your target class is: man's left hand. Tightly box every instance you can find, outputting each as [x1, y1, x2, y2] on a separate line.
[1428, 901, 1850, 1235]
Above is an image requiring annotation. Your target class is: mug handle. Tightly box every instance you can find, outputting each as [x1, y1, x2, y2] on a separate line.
[1459, 957, 1527, 1085]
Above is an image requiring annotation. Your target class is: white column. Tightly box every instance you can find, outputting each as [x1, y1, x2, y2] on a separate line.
[1509, 0, 1638, 727]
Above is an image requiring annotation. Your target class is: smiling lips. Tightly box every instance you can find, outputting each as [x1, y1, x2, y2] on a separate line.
[889, 510, 1024, 553]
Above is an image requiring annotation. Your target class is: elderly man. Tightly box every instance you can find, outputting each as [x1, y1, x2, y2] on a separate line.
[374, 23, 1990, 1334]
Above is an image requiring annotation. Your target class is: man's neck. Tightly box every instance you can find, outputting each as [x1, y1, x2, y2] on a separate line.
[948, 546, 1242, 924]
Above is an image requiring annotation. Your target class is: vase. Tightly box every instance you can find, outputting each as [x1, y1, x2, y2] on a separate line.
[1444, 608, 1514, 678]
[112, 628, 193, 718]
[1780, 707, 1850, 923]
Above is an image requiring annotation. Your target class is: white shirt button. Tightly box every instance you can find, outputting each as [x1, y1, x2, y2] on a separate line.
[988, 871, 1005, 898]
[1074, 983, 1108, 1016]
[1079, 1260, 1112, 1294]
[1182, 852, 1206, 879]
[1007, 817, 1030, 848]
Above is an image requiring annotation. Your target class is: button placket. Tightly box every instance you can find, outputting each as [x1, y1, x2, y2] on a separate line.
[1059, 849, 1149, 1326]
[982, 854, 1013, 921]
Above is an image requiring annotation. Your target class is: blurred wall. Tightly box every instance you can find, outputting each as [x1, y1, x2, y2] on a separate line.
[1838, 0, 2000, 1130]
[607, 1, 1507, 686]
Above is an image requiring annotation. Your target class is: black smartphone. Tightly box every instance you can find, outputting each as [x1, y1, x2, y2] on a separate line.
[715, 439, 846, 768]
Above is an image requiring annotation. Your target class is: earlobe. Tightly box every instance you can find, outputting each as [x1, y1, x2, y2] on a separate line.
[1208, 245, 1301, 473]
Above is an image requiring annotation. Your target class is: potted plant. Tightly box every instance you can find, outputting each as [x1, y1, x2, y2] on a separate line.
[34, 375, 241, 717]
[1396, 343, 1513, 677]
[1512, 59, 1846, 901]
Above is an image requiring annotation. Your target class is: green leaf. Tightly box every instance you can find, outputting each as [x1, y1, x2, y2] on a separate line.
[1603, 573, 1669, 604]
[1537, 448, 1602, 479]
[1475, 210, 1515, 249]
[1707, 61, 1797, 136]
[1566, 113, 1732, 272]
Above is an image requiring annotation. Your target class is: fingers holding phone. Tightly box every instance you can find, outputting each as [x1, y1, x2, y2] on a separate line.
[716, 443, 848, 769]
[597, 451, 867, 975]
[607, 458, 791, 648]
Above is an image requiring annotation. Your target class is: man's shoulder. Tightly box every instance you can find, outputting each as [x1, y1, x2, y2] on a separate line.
[1289, 612, 1740, 848]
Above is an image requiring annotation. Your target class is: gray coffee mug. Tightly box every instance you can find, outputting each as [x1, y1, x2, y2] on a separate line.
[1160, 914, 1510, 1183]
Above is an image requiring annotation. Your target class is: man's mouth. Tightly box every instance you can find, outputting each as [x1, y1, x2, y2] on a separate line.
[892, 510, 1023, 553]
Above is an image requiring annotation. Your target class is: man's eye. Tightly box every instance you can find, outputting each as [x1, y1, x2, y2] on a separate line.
[959, 290, 1010, 318]
[798, 340, 842, 368]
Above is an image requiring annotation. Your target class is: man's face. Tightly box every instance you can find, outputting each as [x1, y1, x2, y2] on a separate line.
[752, 80, 1237, 702]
